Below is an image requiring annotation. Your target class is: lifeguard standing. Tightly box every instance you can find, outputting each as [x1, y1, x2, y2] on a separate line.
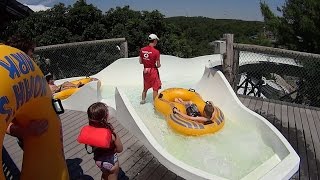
[139, 34, 162, 104]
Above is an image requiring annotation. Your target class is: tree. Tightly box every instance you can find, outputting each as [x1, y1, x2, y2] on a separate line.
[2, 0, 268, 58]
[67, 0, 104, 39]
[261, 0, 320, 107]
[261, 0, 320, 53]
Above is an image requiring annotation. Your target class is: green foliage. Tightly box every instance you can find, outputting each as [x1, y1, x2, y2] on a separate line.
[303, 60, 320, 107]
[165, 17, 267, 56]
[260, 2, 280, 35]
[261, 1, 320, 107]
[261, 0, 320, 53]
[1, 1, 268, 58]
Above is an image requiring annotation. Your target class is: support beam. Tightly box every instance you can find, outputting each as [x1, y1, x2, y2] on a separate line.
[222, 34, 235, 89]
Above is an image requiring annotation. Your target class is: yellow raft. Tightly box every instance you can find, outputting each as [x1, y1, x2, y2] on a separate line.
[0, 45, 69, 179]
[53, 77, 94, 100]
[154, 88, 225, 136]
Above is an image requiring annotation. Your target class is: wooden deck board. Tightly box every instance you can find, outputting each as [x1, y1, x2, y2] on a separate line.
[2, 147, 20, 180]
[2, 139, 23, 171]
[3, 96, 320, 180]
[260, 100, 269, 118]
[274, 103, 282, 131]
[306, 109, 320, 179]
[248, 97, 257, 110]
[299, 108, 318, 180]
[312, 109, 320, 177]
[133, 157, 160, 180]
[238, 97, 245, 104]
[287, 105, 300, 179]
[242, 97, 251, 107]
[125, 150, 154, 178]
[281, 104, 289, 140]
[253, 98, 263, 114]
[161, 170, 177, 180]
[294, 107, 309, 178]
[311, 110, 320, 144]
[61, 112, 86, 128]
[118, 140, 144, 169]
[147, 164, 169, 180]
[267, 102, 275, 124]
[121, 146, 149, 178]
[175, 176, 185, 180]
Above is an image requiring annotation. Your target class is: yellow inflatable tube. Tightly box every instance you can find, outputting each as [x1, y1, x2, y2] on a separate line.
[70, 77, 92, 85]
[0, 45, 69, 179]
[154, 88, 225, 136]
[53, 77, 94, 100]
[54, 88, 80, 100]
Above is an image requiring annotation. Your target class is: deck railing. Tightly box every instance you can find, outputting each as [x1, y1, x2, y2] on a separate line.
[222, 34, 320, 107]
[33, 38, 128, 79]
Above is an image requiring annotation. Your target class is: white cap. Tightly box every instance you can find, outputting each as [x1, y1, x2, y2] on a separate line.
[148, 34, 159, 40]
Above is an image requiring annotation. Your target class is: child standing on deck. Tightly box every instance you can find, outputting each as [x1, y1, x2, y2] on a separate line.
[87, 102, 123, 180]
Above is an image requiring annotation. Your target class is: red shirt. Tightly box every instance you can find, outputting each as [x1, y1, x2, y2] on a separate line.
[139, 45, 160, 68]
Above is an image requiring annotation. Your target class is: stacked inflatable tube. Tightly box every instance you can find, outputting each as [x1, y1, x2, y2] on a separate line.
[0, 45, 69, 180]
[53, 77, 95, 100]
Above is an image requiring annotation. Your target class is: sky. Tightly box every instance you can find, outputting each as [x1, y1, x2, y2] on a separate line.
[18, 0, 285, 21]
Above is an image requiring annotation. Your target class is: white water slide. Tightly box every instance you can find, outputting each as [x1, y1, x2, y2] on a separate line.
[56, 54, 299, 180]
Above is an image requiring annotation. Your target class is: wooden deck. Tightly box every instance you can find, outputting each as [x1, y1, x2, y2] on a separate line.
[3, 95, 320, 180]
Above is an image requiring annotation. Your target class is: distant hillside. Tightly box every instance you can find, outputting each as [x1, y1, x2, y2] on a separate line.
[164, 16, 267, 56]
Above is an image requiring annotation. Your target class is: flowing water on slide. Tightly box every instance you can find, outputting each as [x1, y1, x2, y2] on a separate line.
[102, 79, 275, 179]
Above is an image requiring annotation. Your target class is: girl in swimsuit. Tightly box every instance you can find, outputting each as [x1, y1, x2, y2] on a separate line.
[87, 102, 123, 180]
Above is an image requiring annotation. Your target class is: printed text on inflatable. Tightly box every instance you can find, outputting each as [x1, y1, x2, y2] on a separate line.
[0, 52, 48, 122]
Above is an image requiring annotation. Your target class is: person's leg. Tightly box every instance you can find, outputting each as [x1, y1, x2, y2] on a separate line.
[151, 69, 161, 103]
[153, 90, 158, 100]
[140, 89, 147, 104]
[101, 172, 108, 180]
[98, 153, 119, 180]
[101, 162, 119, 180]
[62, 81, 77, 87]
[76, 82, 84, 87]
[109, 162, 120, 180]
[90, 78, 99, 81]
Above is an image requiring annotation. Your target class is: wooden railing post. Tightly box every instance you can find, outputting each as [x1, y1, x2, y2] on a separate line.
[233, 49, 240, 90]
[121, 41, 128, 58]
[222, 34, 236, 89]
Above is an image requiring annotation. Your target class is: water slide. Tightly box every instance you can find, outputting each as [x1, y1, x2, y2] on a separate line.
[56, 54, 299, 179]
[55, 54, 221, 111]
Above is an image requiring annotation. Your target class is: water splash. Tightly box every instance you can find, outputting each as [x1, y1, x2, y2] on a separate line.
[111, 84, 275, 179]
